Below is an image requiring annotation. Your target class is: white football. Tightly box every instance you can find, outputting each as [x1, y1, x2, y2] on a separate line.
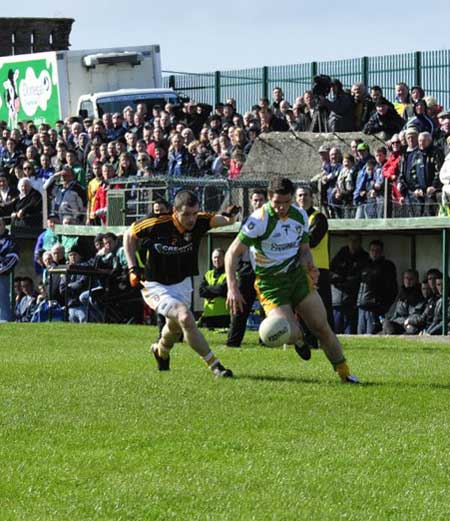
[259, 316, 291, 347]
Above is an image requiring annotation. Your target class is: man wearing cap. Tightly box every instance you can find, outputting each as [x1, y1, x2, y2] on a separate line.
[363, 98, 404, 139]
[311, 145, 331, 207]
[353, 143, 375, 217]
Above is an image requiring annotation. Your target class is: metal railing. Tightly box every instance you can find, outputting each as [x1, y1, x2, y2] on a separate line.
[40, 175, 448, 226]
[103, 176, 273, 225]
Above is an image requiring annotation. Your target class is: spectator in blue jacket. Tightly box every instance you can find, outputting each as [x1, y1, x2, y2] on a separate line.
[0, 217, 19, 321]
[168, 133, 195, 177]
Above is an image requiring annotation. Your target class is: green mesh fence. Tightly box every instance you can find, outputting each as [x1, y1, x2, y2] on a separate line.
[163, 49, 450, 113]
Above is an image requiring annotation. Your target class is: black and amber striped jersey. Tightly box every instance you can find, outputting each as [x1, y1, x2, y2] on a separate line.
[130, 212, 213, 284]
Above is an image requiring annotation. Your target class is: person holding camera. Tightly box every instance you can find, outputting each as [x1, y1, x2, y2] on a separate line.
[319, 79, 354, 132]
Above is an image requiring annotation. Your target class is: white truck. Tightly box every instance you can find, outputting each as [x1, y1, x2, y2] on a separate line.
[0, 44, 180, 127]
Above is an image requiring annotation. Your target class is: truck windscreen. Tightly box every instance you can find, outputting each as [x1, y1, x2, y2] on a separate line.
[97, 95, 179, 116]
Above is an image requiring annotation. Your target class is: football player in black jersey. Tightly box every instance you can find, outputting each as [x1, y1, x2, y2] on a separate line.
[124, 190, 239, 377]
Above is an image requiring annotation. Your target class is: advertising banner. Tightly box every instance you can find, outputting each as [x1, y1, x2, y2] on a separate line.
[0, 53, 61, 127]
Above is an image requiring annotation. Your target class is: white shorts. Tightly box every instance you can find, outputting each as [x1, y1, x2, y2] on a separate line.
[141, 277, 193, 317]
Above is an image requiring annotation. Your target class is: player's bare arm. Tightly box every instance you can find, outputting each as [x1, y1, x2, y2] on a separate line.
[210, 205, 241, 228]
[123, 228, 137, 268]
[123, 229, 140, 287]
[298, 243, 319, 285]
[225, 236, 248, 314]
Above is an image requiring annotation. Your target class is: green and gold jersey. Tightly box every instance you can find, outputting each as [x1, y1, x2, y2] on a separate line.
[238, 202, 310, 276]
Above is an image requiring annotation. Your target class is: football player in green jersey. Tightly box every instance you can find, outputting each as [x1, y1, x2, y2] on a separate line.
[225, 177, 358, 383]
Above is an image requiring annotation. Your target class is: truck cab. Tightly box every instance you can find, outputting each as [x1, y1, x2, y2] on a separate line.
[77, 88, 181, 119]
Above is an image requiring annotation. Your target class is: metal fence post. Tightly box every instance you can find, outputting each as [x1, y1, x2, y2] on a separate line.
[362, 56, 369, 87]
[262, 66, 269, 99]
[215, 70, 221, 105]
[383, 177, 389, 219]
[42, 186, 48, 229]
[9, 268, 14, 321]
[442, 228, 448, 335]
[415, 51, 422, 87]
[311, 61, 317, 82]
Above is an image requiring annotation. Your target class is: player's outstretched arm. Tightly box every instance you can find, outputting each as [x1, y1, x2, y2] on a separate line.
[225, 236, 248, 314]
[210, 205, 241, 228]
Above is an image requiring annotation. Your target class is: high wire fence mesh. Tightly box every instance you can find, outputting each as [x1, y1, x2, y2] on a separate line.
[163, 49, 450, 113]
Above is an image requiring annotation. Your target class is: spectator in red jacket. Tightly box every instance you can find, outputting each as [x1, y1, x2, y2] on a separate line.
[92, 163, 116, 225]
[382, 134, 403, 216]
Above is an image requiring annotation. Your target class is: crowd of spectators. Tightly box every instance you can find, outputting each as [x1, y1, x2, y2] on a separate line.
[0, 79, 450, 227]
[330, 235, 449, 336]
[12, 227, 142, 324]
[0, 77, 449, 332]
[2, 198, 449, 335]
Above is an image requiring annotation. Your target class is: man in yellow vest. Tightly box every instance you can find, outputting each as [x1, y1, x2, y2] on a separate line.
[296, 186, 335, 355]
[198, 248, 230, 329]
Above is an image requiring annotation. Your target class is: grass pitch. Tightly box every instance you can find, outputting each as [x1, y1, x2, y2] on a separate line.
[1, 324, 450, 521]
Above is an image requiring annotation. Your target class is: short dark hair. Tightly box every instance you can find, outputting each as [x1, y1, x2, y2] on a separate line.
[174, 190, 199, 210]
[153, 197, 170, 208]
[403, 268, 419, 280]
[103, 232, 117, 242]
[251, 188, 267, 199]
[268, 177, 295, 196]
[296, 184, 313, 196]
[376, 146, 388, 155]
[369, 239, 384, 250]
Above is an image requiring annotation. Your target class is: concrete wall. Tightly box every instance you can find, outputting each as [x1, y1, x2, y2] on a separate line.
[242, 131, 388, 181]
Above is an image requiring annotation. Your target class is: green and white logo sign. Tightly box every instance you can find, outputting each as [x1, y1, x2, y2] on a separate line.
[0, 54, 61, 127]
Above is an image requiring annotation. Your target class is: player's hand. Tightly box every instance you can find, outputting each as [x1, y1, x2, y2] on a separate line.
[128, 267, 141, 288]
[226, 287, 246, 314]
[221, 205, 241, 218]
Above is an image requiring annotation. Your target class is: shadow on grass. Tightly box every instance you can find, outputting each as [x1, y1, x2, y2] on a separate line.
[238, 374, 338, 385]
[350, 345, 450, 354]
[237, 374, 450, 391]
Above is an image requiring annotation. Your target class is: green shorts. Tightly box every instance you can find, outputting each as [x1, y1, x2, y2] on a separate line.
[254, 266, 313, 314]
